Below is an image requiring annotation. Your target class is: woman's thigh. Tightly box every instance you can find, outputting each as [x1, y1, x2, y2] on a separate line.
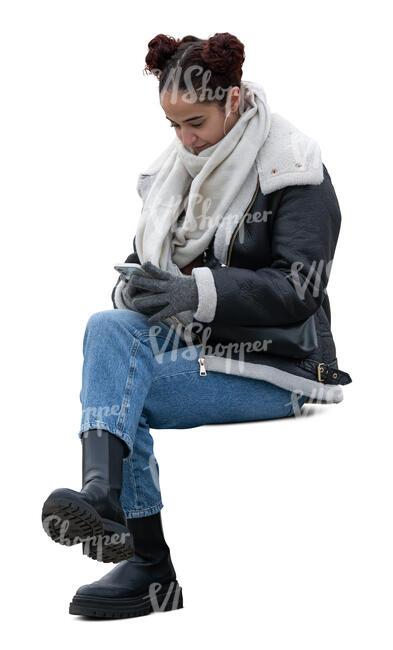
[83, 309, 307, 430]
[143, 343, 307, 429]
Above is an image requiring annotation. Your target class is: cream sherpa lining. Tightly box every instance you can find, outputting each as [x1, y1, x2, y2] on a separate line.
[201, 354, 343, 403]
[191, 266, 217, 323]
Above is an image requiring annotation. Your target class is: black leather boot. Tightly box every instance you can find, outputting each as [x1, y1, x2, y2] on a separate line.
[41, 429, 134, 563]
[69, 512, 183, 618]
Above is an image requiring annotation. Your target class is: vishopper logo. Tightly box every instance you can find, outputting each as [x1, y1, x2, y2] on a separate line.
[222, 208, 272, 245]
[147, 321, 273, 373]
[285, 259, 333, 300]
[157, 64, 250, 113]
[151, 190, 272, 243]
[143, 453, 161, 492]
[288, 390, 308, 417]
[41, 513, 131, 562]
[82, 531, 131, 562]
[81, 404, 121, 421]
[288, 386, 342, 417]
[143, 581, 183, 612]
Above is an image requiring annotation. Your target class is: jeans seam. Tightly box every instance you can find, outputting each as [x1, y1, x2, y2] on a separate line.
[151, 369, 200, 383]
[135, 328, 174, 346]
[116, 336, 141, 435]
[115, 331, 153, 510]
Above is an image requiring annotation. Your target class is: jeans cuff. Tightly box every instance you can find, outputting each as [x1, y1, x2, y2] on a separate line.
[78, 422, 133, 453]
[122, 502, 164, 519]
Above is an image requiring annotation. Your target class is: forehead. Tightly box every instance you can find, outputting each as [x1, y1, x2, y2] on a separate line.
[160, 90, 216, 119]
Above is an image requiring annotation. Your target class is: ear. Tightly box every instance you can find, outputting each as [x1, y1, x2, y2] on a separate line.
[231, 86, 241, 112]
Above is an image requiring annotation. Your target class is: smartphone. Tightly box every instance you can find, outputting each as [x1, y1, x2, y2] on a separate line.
[114, 263, 150, 280]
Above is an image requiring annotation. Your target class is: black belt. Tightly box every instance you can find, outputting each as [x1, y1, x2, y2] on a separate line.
[298, 359, 352, 385]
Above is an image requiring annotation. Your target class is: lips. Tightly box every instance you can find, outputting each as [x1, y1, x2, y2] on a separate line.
[193, 144, 207, 153]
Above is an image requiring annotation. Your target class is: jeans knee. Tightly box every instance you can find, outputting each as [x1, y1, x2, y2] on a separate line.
[83, 311, 123, 344]
[85, 309, 116, 331]
[85, 309, 152, 340]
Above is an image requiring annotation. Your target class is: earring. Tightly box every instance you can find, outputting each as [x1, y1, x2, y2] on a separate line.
[223, 111, 231, 136]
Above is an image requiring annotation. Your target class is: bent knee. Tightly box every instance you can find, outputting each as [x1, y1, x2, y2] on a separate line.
[85, 308, 151, 333]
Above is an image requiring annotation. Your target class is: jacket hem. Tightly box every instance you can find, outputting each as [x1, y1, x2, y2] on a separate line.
[202, 354, 344, 403]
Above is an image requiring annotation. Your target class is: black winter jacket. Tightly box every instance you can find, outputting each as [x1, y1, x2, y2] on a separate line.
[112, 163, 352, 404]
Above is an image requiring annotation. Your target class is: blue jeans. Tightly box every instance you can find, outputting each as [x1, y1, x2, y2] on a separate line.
[78, 310, 308, 518]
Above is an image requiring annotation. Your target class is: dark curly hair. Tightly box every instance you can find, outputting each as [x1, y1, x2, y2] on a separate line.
[143, 32, 245, 109]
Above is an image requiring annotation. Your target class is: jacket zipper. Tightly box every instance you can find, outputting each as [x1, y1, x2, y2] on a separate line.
[171, 315, 207, 376]
[173, 179, 260, 377]
[195, 334, 207, 376]
[226, 178, 260, 266]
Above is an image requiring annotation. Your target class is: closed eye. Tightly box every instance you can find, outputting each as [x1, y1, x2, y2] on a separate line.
[170, 122, 203, 128]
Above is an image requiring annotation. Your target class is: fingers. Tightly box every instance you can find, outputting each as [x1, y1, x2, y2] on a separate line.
[130, 274, 167, 292]
[125, 282, 149, 300]
[132, 294, 169, 311]
[141, 261, 172, 280]
[124, 283, 138, 300]
[148, 304, 175, 324]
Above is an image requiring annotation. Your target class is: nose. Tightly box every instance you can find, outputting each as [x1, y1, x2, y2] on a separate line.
[179, 129, 198, 148]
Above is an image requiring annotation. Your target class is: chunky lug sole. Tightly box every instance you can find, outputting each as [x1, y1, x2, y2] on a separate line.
[69, 580, 183, 619]
[41, 488, 133, 563]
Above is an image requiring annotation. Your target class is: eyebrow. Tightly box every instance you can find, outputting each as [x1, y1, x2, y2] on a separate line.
[165, 115, 204, 124]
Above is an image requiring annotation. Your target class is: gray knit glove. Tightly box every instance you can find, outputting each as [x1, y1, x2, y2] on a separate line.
[126, 261, 199, 324]
[119, 274, 143, 310]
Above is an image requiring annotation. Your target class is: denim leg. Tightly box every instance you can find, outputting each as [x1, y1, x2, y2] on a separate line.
[126, 345, 308, 517]
[79, 310, 156, 450]
[78, 309, 187, 518]
[120, 410, 164, 518]
[77, 309, 309, 519]
[143, 347, 309, 429]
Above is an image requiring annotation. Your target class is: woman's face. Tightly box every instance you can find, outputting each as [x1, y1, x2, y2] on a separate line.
[160, 88, 240, 154]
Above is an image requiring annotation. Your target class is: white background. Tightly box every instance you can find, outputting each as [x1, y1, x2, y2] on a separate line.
[1, 0, 392, 647]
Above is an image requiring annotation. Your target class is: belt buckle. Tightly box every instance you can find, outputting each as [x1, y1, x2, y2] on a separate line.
[317, 362, 327, 382]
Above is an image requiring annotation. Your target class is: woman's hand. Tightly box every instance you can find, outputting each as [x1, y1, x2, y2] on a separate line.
[128, 261, 199, 324]
[120, 274, 157, 316]
[120, 275, 141, 310]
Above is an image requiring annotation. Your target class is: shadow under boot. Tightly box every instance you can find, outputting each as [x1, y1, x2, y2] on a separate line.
[69, 511, 183, 619]
[41, 429, 134, 563]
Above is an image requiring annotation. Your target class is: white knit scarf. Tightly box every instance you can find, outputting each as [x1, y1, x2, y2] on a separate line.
[134, 80, 272, 279]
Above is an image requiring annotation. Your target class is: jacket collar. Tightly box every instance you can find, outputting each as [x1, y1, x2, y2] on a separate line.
[256, 112, 323, 194]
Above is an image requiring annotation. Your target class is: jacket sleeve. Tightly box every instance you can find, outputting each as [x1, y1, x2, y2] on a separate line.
[111, 236, 141, 309]
[191, 167, 342, 327]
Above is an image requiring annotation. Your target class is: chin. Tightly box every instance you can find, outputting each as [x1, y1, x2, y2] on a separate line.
[194, 145, 208, 153]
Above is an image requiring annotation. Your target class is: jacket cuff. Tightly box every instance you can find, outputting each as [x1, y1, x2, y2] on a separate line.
[191, 267, 217, 322]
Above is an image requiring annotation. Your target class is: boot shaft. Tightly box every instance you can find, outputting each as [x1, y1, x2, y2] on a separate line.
[127, 512, 175, 577]
[81, 429, 129, 493]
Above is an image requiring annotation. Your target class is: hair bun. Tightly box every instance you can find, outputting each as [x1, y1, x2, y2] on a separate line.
[144, 34, 180, 77]
[202, 32, 245, 76]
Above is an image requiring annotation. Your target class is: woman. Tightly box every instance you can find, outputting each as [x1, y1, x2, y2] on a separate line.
[41, 32, 352, 619]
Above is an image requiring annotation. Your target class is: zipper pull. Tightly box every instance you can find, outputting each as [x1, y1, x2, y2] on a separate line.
[198, 357, 207, 376]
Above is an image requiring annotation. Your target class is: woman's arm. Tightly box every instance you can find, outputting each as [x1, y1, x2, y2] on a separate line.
[191, 167, 342, 327]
